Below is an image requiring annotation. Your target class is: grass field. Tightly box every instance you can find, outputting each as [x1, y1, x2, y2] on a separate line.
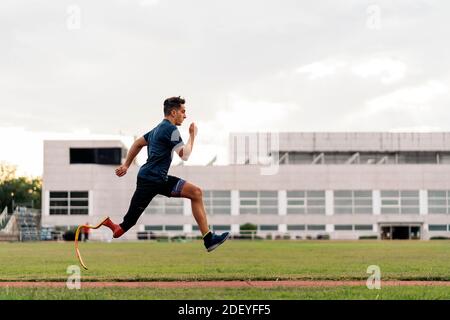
[1, 286, 450, 300]
[0, 240, 449, 299]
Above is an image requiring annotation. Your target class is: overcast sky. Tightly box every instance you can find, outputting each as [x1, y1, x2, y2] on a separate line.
[1, 0, 450, 176]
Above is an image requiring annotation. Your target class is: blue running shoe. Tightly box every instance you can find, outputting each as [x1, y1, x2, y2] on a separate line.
[203, 231, 230, 252]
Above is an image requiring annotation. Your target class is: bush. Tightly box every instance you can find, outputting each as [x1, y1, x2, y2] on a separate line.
[156, 235, 169, 242]
[239, 232, 257, 239]
[275, 234, 291, 240]
[232, 234, 263, 240]
[137, 231, 156, 240]
[265, 234, 272, 240]
[316, 234, 330, 240]
[360, 235, 378, 240]
[63, 229, 81, 241]
[239, 231, 257, 239]
[137, 232, 148, 240]
[240, 223, 257, 232]
[430, 236, 450, 240]
[171, 235, 186, 241]
[239, 223, 257, 239]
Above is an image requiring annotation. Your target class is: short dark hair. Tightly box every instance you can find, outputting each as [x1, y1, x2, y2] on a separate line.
[164, 96, 185, 116]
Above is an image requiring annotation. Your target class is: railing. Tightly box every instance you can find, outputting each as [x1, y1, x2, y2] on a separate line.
[3, 215, 17, 234]
[0, 207, 8, 230]
[135, 230, 301, 241]
[0, 207, 19, 241]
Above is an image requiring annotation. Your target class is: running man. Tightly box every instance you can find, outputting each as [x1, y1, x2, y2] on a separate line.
[101, 96, 230, 252]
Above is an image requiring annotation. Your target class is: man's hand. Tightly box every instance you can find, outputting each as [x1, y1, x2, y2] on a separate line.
[115, 164, 129, 177]
[189, 122, 198, 137]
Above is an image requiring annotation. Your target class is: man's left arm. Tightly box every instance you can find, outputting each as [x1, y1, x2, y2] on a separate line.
[115, 136, 148, 177]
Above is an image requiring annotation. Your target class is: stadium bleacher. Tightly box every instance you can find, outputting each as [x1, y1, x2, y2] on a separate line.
[16, 207, 40, 241]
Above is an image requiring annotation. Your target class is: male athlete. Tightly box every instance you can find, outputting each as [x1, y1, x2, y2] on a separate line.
[101, 96, 230, 252]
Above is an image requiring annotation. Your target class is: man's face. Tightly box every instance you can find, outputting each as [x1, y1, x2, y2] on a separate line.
[173, 104, 186, 126]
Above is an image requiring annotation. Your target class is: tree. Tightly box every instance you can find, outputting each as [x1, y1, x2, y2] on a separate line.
[0, 162, 17, 183]
[0, 163, 41, 213]
[239, 223, 257, 239]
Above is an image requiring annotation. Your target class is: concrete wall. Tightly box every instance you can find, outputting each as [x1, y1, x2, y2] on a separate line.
[42, 137, 450, 241]
[230, 132, 450, 158]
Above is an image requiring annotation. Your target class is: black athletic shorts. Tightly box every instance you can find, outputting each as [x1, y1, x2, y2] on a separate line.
[119, 175, 186, 232]
[140, 175, 187, 198]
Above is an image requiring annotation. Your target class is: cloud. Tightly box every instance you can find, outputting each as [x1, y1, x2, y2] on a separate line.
[339, 80, 450, 131]
[297, 55, 407, 84]
[2, 0, 450, 168]
[138, 0, 160, 7]
[351, 56, 407, 84]
[217, 94, 300, 132]
[183, 94, 301, 166]
[0, 126, 135, 177]
[365, 80, 448, 114]
[296, 59, 347, 80]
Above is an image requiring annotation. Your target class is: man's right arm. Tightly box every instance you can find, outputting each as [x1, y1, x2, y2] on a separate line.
[115, 136, 148, 177]
[176, 123, 197, 161]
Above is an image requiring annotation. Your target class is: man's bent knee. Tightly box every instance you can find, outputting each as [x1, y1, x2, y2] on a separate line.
[192, 187, 202, 200]
[181, 183, 203, 201]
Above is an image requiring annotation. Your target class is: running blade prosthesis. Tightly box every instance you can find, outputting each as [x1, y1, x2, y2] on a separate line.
[75, 217, 110, 270]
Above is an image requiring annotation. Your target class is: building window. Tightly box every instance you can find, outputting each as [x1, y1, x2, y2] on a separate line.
[49, 191, 89, 215]
[259, 225, 278, 231]
[276, 151, 446, 165]
[428, 225, 448, 232]
[305, 191, 325, 214]
[334, 225, 373, 231]
[428, 190, 449, 214]
[441, 153, 450, 164]
[286, 191, 305, 214]
[335, 225, 353, 231]
[279, 152, 442, 165]
[397, 152, 438, 164]
[204, 191, 231, 215]
[307, 225, 326, 231]
[70, 148, 122, 165]
[287, 225, 306, 231]
[145, 195, 183, 215]
[144, 225, 163, 231]
[144, 225, 183, 232]
[287, 152, 314, 164]
[381, 190, 419, 214]
[49, 208, 68, 215]
[354, 225, 373, 231]
[239, 191, 258, 214]
[164, 225, 183, 231]
[334, 190, 372, 214]
[212, 225, 231, 232]
[55, 225, 78, 231]
[286, 191, 325, 214]
[239, 191, 278, 214]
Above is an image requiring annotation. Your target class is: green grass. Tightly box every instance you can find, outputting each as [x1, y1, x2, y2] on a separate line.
[1, 286, 449, 300]
[0, 240, 449, 282]
[1, 240, 449, 299]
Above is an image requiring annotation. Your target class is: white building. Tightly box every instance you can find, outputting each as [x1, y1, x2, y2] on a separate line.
[42, 132, 450, 240]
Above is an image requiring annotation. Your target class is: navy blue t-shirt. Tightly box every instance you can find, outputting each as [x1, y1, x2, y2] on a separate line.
[138, 119, 184, 182]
